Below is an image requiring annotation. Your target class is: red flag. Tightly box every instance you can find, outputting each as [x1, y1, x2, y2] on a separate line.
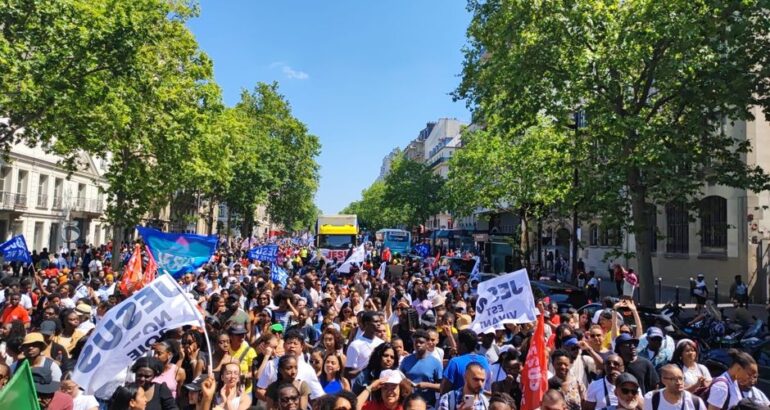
[119, 243, 143, 295]
[432, 251, 440, 269]
[142, 245, 157, 286]
[520, 313, 548, 410]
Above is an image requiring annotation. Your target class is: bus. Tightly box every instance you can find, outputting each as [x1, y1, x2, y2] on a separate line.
[376, 228, 412, 256]
[316, 214, 358, 262]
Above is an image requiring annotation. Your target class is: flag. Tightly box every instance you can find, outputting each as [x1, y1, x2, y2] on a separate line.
[119, 243, 143, 295]
[337, 244, 366, 273]
[136, 226, 217, 277]
[0, 235, 32, 264]
[431, 251, 440, 269]
[142, 245, 158, 286]
[520, 313, 547, 410]
[469, 256, 481, 282]
[414, 243, 430, 258]
[72, 274, 205, 394]
[270, 262, 288, 287]
[0, 360, 40, 410]
[377, 261, 387, 280]
[247, 244, 279, 263]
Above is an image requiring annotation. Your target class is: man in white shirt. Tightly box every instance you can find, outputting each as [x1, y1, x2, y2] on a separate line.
[585, 353, 627, 410]
[344, 311, 384, 379]
[255, 330, 324, 400]
[643, 365, 704, 410]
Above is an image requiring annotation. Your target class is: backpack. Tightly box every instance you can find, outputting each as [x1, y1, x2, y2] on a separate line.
[651, 390, 701, 410]
[701, 377, 732, 410]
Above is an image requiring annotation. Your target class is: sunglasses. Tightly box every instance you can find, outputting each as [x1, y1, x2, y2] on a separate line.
[280, 395, 300, 403]
[619, 387, 637, 395]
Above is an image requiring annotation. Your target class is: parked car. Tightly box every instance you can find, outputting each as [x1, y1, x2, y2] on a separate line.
[531, 280, 588, 310]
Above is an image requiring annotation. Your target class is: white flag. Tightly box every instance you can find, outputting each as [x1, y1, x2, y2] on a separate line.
[337, 244, 366, 273]
[71, 274, 205, 394]
[471, 269, 537, 333]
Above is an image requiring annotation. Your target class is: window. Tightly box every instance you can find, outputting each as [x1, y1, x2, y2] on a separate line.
[53, 178, 63, 208]
[607, 227, 622, 247]
[37, 175, 48, 207]
[16, 170, 27, 195]
[646, 204, 658, 253]
[0, 167, 11, 191]
[700, 196, 727, 253]
[589, 224, 599, 246]
[666, 203, 689, 254]
[599, 227, 608, 246]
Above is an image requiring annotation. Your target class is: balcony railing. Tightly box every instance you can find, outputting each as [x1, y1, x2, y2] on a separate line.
[72, 196, 104, 214]
[0, 191, 27, 210]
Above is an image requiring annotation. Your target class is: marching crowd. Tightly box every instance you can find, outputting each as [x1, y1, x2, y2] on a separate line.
[0, 240, 768, 410]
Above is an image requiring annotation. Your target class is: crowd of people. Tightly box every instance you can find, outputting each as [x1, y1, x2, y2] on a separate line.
[0, 240, 768, 410]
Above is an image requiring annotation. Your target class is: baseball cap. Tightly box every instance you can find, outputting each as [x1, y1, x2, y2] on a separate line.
[646, 326, 664, 339]
[562, 337, 579, 348]
[184, 374, 207, 392]
[615, 372, 640, 388]
[75, 303, 92, 315]
[227, 324, 248, 335]
[614, 333, 639, 345]
[40, 320, 57, 336]
[32, 367, 60, 394]
[270, 323, 284, 333]
[379, 369, 404, 385]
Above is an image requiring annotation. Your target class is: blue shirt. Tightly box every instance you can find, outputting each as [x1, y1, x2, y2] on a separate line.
[400, 353, 443, 405]
[442, 353, 491, 391]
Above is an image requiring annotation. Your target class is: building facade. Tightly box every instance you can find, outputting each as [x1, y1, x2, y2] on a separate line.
[377, 148, 401, 181]
[540, 107, 770, 303]
[0, 143, 109, 252]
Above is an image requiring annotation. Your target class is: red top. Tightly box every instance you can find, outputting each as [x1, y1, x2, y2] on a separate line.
[362, 402, 403, 410]
[1, 305, 30, 325]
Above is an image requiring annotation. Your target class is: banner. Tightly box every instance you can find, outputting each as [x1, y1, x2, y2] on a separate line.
[248, 244, 279, 263]
[0, 360, 40, 410]
[414, 243, 430, 258]
[520, 313, 547, 410]
[71, 275, 205, 394]
[471, 269, 537, 333]
[136, 226, 217, 277]
[270, 262, 288, 287]
[0, 235, 32, 264]
[337, 243, 366, 273]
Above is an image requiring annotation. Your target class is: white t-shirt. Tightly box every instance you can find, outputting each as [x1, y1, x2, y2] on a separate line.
[740, 386, 770, 406]
[586, 378, 619, 409]
[707, 373, 742, 410]
[643, 390, 705, 410]
[681, 363, 712, 389]
[73, 393, 99, 410]
[345, 335, 384, 371]
[255, 355, 324, 399]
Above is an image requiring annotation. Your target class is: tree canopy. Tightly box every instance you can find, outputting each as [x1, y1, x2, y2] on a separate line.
[457, 0, 770, 304]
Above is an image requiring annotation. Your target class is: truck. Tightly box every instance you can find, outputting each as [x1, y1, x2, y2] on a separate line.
[316, 214, 358, 262]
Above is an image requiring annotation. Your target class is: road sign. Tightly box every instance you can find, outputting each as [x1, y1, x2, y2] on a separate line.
[61, 222, 80, 243]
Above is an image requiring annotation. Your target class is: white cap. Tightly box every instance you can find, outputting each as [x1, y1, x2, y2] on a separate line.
[379, 369, 404, 385]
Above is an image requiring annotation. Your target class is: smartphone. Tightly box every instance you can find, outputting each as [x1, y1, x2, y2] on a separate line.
[463, 394, 474, 407]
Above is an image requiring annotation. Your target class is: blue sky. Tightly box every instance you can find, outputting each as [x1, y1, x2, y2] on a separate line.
[187, 1, 471, 214]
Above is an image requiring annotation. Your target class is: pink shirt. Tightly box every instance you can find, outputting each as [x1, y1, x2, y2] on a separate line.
[153, 364, 178, 398]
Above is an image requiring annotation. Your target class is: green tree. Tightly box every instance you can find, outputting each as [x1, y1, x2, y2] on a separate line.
[457, 0, 770, 304]
[383, 155, 445, 230]
[0, 0, 198, 153]
[224, 83, 321, 236]
[341, 180, 402, 231]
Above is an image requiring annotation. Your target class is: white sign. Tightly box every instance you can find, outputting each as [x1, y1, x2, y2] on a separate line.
[71, 275, 204, 394]
[337, 243, 366, 273]
[61, 222, 80, 242]
[471, 269, 538, 333]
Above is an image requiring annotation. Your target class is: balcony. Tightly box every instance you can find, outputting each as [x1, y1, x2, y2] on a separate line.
[72, 197, 104, 214]
[0, 192, 27, 210]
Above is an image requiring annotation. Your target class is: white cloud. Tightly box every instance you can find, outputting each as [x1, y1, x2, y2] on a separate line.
[270, 62, 309, 80]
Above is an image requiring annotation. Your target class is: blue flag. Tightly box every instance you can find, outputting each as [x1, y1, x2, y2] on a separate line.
[136, 226, 218, 278]
[248, 244, 279, 263]
[414, 243, 430, 258]
[0, 235, 32, 264]
[270, 262, 289, 287]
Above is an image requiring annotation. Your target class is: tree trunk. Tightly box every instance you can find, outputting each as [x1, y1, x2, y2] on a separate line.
[111, 225, 125, 271]
[628, 166, 655, 306]
[207, 198, 214, 235]
[226, 207, 231, 245]
[520, 207, 531, 271]
[537, 215, 543, 270]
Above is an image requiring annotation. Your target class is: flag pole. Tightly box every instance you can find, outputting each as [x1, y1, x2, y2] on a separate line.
[167, 270, 214, 373]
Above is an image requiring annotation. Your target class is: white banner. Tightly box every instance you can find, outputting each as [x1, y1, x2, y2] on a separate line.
[337, 243, 366, 273]
[72, 275, 205, 394]
[471, 269, 538, 333]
